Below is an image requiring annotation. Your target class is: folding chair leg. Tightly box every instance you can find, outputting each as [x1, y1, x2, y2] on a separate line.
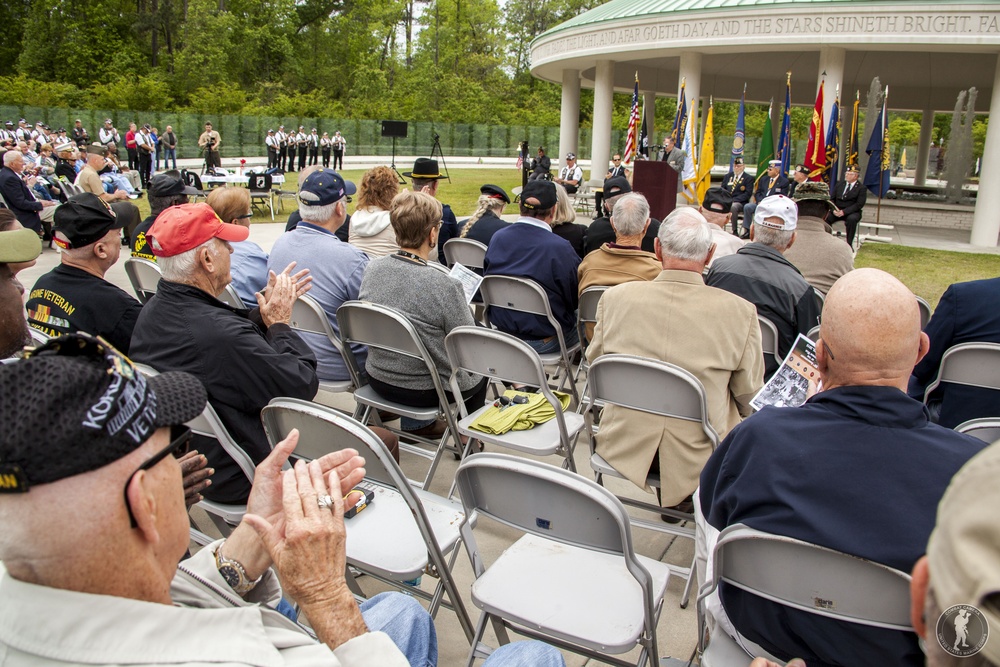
[344, 567, 366, 597]
[681, 556, 696, 609]
[465, 611, 492, 667]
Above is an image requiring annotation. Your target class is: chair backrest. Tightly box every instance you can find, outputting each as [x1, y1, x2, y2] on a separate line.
[703, 524, 913, 632]
[757, 315, 780, 363]
[916, 295, 932, 330]
[955, 417, 1000, 444]
[290, 294, 347, 356]
[217, 284, 245, 309]
[183, 170, 203, 190]
[812, 287, 825, 315]
[806, 324, 821, 342]
[480, 274, 553, 322]
[28, 327, 51, 346]
[587, 353, 720, 448]
[123, 257, 162, 304]
[577, 285, 608, 345]
[445, 325, 548, 393]
[249, 173, 271, 191]
[924, 342, 1000, 400]
[443, 238, 487, 269]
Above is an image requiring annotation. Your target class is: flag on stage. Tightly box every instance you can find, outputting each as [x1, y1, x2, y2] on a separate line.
[804, 81, 825, 180]
[755, 99, 775, 189]
[824, 92, 841, 195]
[731, 86, 746, 169]
[681, 111, 698, 203]
[864, 87, 891, 197]
[900, 148, 907, 170]
[845, 91, 860, 171]
[778, 72, 793, 175]
[672, 79, 688, 145]
[639, 105, 649, 158]
[623, 74, 641, 165]
[697, 99, 715, 203]
[515, 152, 523, 171]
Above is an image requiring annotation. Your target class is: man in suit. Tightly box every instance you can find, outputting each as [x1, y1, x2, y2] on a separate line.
[908, 276, 1000, 428]
[739, 159, 791, 238]
[0, 150, 57, 237]
[828, 165, 866, 246]
[597, 153, 628, 214]
[722, 157, 754, 235]
[587, 206, 763, 511]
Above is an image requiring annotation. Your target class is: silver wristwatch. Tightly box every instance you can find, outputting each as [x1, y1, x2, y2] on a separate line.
[214, 545, 262, 595]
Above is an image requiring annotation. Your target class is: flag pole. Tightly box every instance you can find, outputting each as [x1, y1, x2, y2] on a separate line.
[876, 85, 888, 228]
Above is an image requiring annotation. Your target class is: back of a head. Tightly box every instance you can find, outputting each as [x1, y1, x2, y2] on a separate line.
[390, 189, 441, 248]
[658, 207, 712, 262]
[206, 186, 251, 225]
[611, 193, 649, 237]
[357, 166, 399, 211]
[297, 164, 322, 188]
[552, 182, 575, 224]
[821, 268, 923, 383]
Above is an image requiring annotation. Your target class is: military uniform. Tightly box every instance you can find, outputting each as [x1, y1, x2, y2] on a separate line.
[722, 169, 754, 233]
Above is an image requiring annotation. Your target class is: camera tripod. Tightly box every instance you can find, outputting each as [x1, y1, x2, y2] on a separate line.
[430, 133, 451, 183]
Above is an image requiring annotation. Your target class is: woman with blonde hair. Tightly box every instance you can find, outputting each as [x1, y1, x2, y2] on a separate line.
[349, 166, 400, 257]
[551, 182, 588, 258]
[459, 183, 510, 246]
[206, 186, 268, 307]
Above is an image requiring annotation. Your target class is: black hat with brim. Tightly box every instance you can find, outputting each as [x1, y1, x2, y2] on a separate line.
[403, 157, 445, 180]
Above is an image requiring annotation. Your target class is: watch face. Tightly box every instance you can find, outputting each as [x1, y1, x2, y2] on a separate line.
[219, 564, 242, 589]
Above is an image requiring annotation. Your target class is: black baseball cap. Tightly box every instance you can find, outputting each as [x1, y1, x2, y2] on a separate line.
[53, 193, 125, 249]
[604, 176, 632, 197]
[480, 184, 510, 204]
[702, 187, 734, 214]
[0, 334, 206, 491]
[520, 180, 557, 211]
[149, 172, 199, 198]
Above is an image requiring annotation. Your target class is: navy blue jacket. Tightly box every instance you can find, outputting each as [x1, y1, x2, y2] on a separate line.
[463, 210, 509, 248]
[483, 220, 580, 339]
[908, 277, 1000, 428]
[435, 204, 461, 264]
[0, 165, 43, 232]
[700, 386, 985, 667]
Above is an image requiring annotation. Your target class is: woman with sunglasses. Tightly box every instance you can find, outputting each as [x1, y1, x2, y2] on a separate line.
[207, 186, 268, 308]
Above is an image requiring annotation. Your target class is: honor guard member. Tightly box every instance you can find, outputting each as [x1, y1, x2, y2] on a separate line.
[332, 131, 346, 170]
[276, 125, 288, 171]
[723, 157, 754, 235]
[295, 126, 308, 171]
[321, 132, 332, 167]
[308, 129, 320, 166]
[265, 130, 278, 170]
[0, 121, 15, 147]
[739, 159, 790, 238]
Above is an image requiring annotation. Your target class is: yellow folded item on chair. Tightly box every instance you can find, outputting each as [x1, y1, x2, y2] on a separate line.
[469, 389, 571, 435]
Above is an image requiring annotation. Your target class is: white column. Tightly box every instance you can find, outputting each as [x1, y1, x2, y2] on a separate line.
[590, 60, 615, 183]
[558, 69, 580, 167]
[679, 52, 702, 150]
[818, 47, 845, 176]
[914, 108, 935, 186]
[643, 90, 656, 154]
[970, 54, 1000, 247]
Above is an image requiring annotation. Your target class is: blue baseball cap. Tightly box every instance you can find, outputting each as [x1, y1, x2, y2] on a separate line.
[299, 168, 357, 206]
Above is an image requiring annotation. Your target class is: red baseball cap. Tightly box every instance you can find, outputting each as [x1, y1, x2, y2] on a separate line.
[147, 203, 249, 257]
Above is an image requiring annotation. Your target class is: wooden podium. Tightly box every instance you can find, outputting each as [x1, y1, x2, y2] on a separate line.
[632, 160, 678, 221]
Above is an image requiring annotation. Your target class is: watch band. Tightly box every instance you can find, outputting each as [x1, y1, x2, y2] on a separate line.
[214, 545, 262, 595]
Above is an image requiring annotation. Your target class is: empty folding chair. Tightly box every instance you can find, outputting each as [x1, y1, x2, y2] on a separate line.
[455, 453, 671, 667]
[260, 398, 474, 642]
[124, 257, 162, 304]
[921, 342, 1000, 408]
[697, 524, 914, 666]
[288, 294, 354, 397]
[445, 326, 585, 473]
[916, 295, 932, 329]
[955, 417, 1000, 443]
[443, 238, 487, 270]
[248, 173, 275, 221]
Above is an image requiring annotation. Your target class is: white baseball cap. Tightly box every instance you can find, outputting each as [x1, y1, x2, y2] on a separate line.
[754, 195, 797, 230]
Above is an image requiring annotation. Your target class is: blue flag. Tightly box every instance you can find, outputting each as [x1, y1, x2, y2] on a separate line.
[731, 88, 746, 169]
[778, 74, 793, 175]
[672, 82, 688, 145]
[824, 98, 840, 195]
[864, 96, 890, 197]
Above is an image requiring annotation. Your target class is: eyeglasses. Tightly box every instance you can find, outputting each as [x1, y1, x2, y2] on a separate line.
[236, 213, 253, 220]
[123, 425, 191, 528]
[613, 158, 621, 162]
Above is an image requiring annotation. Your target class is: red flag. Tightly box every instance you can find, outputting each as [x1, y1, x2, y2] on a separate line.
[804, 81, 826, 180]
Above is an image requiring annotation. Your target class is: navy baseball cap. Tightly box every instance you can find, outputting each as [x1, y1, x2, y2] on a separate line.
[299, 168, 357, 206]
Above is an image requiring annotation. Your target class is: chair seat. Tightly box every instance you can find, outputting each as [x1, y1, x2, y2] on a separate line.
[590, 452, 661, 489]
[538, 342, 581, 367]
[458, 403, 585, 455]
[196, 499, 246, 524]
[471, 533, 670, 653]
[354, 384, 440, 421]
[701, 624, 783, 667]
[319, 378, 353, 394]
[345, 483, 466, 581]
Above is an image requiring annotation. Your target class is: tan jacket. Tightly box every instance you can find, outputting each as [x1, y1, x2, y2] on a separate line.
[783, 215, 854, 294]
[586, 270, 764, 505]
[578, 243, 661, 338]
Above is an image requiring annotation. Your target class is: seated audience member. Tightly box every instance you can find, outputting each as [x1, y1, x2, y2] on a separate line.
[208, 186, 269, 308]
[403, 157, 460, 264]
[584, 176, 660, 255]
[349, 166, 400, 258]
[131, 171, 199, 261]
[103, 142, 143, 192]
[553, 152, 582, 194]
[53, 142, 79, 184]
[698, 268, 986, 667]
[699, 187, 745, 267]
[284, 164, 351, 240]
[0, 149, 56, 239]
[551, 182, 588, 258]
[484, 179, 581, 354]
[589, 207, 762, 511]
[25, 194, 142, 353]
[528, 146, 551, 181]
[270, 169, 367, 386]
[129, 203, 318, 505]
[460, 184, 510, 247]
[75, 143, 131, 203]
[0, 222, 42, 358]
[783, 181, 854, 295]
[908, 275, 1000, 428]
[359, 190, 489, 438]
[706, 194, 821, 378]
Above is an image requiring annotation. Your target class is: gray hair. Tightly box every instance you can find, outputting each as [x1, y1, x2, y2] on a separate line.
[158, 238, 216, 281]
[298, 201, 337, 224]
[752, 221, 795, 251]
[2, 151, 21, 167]
[611, 193, 649, 237]
[552, 183, 575, 224]
[658, 206, 713, 261]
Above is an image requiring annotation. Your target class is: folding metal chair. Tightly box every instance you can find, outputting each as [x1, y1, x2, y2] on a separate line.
[757, 315, 781, 369]
[248, 173, 275, 220]
[455, 453, 671, 667]
[181, 170, 208, 202]
[445, 326, 585, 476]
[337, 300, 462, 490]
[573, 180, 594, 214]
[123, 257, 162, 304]
[955, 417, 1000, 444]
[812, 287, 825, 316]
[288, 294, 354, 396]
[443, 237, 487, 270]
[921, 342, 1000, 409]
[584, 353, 721, 608]
[916, 295, 932, 329]
[480, 275, 581, 406]
[806, 324, 821, 342]
[697, 524, 913, 666]
[217, 283, 245, 309]
[574, 284, 608, 386]
[260, 398, 475, 642]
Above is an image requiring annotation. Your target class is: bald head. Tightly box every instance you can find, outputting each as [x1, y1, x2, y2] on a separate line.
[819, 268, 929, 390]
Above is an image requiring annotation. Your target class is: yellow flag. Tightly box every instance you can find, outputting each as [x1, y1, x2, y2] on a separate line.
[900, 148, 907, 169]
[696, 102, 715, 203]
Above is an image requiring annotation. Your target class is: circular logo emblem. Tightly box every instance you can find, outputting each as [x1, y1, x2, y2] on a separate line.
[936, 604, 989, 657]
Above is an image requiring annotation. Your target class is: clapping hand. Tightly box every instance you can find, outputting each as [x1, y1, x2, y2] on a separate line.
[257, 262, 312, 327]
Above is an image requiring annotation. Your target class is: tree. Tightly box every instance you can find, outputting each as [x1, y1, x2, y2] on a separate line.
[888, 118, 921, 161]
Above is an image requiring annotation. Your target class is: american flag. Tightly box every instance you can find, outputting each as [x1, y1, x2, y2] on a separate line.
[623, 74, 640, 164]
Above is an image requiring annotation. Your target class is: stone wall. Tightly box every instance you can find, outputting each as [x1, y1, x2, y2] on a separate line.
[860, 200, 974, 230]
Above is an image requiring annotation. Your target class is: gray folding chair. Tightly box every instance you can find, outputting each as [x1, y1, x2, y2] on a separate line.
[28, 327, 51, 346]
[757, 315, 781, 369]
[443, 237, 487, 270]
[585, 353, 721, 608]
[480, 275, 580, 406]
[955, 417, 1000, 444]
[455, 453, 671, 667]
[697, 524, 913, 666]
[248, 173, 275, 220]
[806, 324, 821, 342]
[921, 342, 1000, 408]
[123, 257, 162, 304]
[916, 295, 932, 329]
[337, 300, 462, 490]
[812, 287, 825, 315]
[260, 398, 474, 642]
[217, 283, 245, 309]
[574, 284, 608, 386]
[289, 294, 354, 396]
[445, 326, 585, 476]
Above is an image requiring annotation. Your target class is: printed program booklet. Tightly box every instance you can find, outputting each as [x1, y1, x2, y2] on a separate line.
[750, 333, 822, 411]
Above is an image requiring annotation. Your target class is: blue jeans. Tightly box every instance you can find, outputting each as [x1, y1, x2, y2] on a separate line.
[483, 641, 566, 666]
[360, 592, 438, 667]
[524, 324, 579, 356]
[741, 202, 757, 233]
[163, 147, 177, 170]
